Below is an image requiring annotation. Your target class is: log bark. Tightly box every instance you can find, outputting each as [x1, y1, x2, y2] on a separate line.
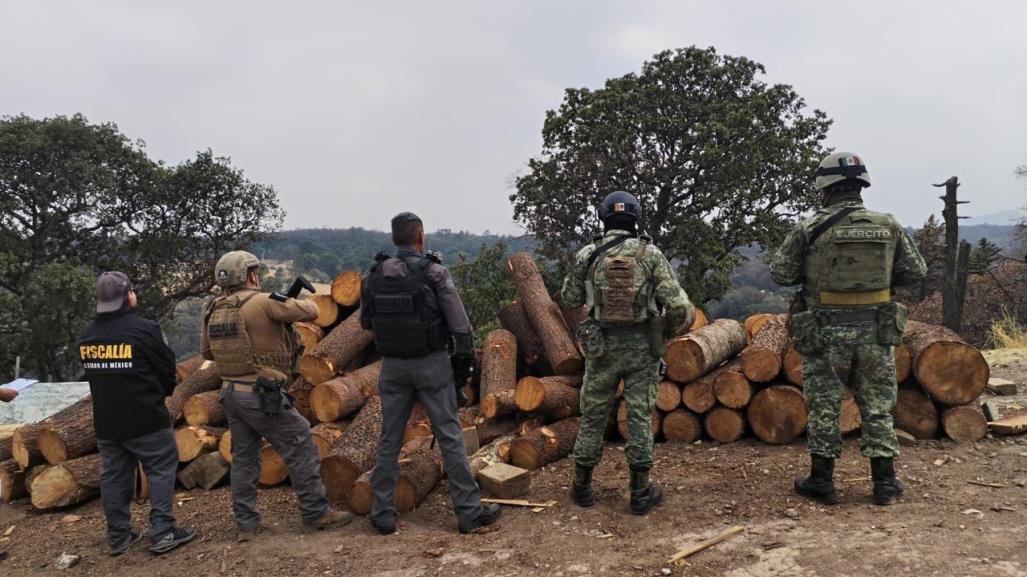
[704, 407, 745, 443]
[514, 375, 581, 420]
[941, 404, 987, 443]
[293, 322, 325, 351]
[38, 397, 95, 464]
[331, 271, 363, 307]
[309, 361, 381, 423]
[167, 363, 220, 423]
[903, 320, 989, 406]
[747, 385, 808, 445]
[681, 376, 717, 414]
[840, 387, 861, 435]
[497, 300, 545, 368]
[321, 395, 383, 501]
[349, 438, 442, 515]
[310, 294, 341, 328]
[183, 390, 226, 427]
[665, 319, 746, 383]
[14, 395, 93, 469]
[740, 314, 790, 383]
[0, 436, 11, 463]
[311, 422, 348, 460]
[616, 401, 663, 440]
[176, 452, 230, 491]
[509, 417, 580, 470]
[0, 459, 26, 502]
[508, 253, 583, 375]
[480, 329, 519, 417]
[175, 355, 206, 384]
[30, 453, 102, 510]
[478, 415, 519, 445]
[893, 386, 939, 439]
[894, 344, 912, 383]
[662, 409, 702, 443]
[744, 313, 774, 343]
[24, 464, 48, 495]
[655, 380, 683, 412]
[174, 426, 225, 463]
[553, 290, 590, 337]
[298, 309, 375, 385]
[287, 376, 316, 422]
[712, 360, 752, 409]
[482, 390, 517, 420]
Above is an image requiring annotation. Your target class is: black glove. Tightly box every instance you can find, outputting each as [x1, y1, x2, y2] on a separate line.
[451, 353, 476, 406]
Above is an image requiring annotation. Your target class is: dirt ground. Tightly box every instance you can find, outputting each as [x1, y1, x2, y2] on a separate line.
[1, 354, 1025, 577]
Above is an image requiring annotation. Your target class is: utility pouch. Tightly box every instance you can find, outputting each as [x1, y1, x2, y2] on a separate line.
[876, 302, 908, 346]
[789, 311, 824, 355]
[255, 376, 285, 417]
[577, 319, 605, 360]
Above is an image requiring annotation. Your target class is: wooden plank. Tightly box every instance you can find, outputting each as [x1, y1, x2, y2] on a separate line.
[462, 426, 480, 456]
[989, 411, 1027, 435]
[987, 378, 1018, 396]
[481, 498, 554, 508]
[669, 525, 745, 565]
[477, 462, 530, 499]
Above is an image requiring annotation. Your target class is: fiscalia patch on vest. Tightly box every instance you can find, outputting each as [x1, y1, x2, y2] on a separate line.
[80, 343, 134, 369]
[374, 294, 415, 314]
[208, 321, 240, 339]
[833, 226, 892, 242]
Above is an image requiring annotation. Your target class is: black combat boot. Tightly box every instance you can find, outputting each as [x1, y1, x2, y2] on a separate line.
[628, 467, 663, 515]
[570, 463, 595, 507]
[794, 455, 839, 505]
[870, 457, 905, 506]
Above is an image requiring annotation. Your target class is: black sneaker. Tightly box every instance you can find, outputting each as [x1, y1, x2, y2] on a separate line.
[109, 531, 142, 557]
[371, 518, 396, 535]
[458, 503, 501, 534]
[149, 527, 197, 555]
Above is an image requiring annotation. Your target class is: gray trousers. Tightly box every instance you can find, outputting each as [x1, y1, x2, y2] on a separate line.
[220, 386, 329, 530]
[97, 427, 178, 545]
[371, 351, 483, 527]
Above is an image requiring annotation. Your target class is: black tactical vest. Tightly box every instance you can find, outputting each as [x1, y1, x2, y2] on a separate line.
[364, 257, 450, 358]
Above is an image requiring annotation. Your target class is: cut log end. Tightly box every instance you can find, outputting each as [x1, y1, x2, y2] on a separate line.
[37, 429, 70, 465]
[705, 407, 745, 444]
[942, 405, 987, 443]
[321, 456, 363, 502]
[298, 354, 336, 386]
[662, 410, 702, 443]
[331, 271, 363, 307]
[747, 385, 808, 445]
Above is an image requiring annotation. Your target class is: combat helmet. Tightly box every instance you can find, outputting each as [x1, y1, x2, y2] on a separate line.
[214, 250, 259, 288]
[814, 152, 871, 190]
[598, 190, 641, 222]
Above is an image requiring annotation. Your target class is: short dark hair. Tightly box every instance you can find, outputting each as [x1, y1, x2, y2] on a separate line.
[824, 180, 865, 195]
[391, 212, 424, 246]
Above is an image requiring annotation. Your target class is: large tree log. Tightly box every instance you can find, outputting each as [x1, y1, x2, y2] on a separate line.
[298, 310, 375, 385]
[167, 363, 220, 423]
[893, 386, 939, 439]
[508, 253, 583, 375]
[0, 437, 11, 463]
[309, 361, 382, 423]
[553, 290, 590, 337]
[13, 395, 93, 469]
[311, 422, 348, 460]
[616, 401, 662, 440]
[24, 464, 48, 496]
[704, 406, 745, 443]
[509, 417, 580, 470]
[665, 319, 746, 383]
[681, 376, 717, 414]
[293, 322, 325, 351]
[514, 375, 581, 420]
[38, 397, 95, 464]
[894, 344, 912, 383]
[175, 355, 206, 384]
[349, 437, 442, 515]
[177, 452, 230, 491]
[482, 390, 517, 420]
[747, 385, 808, 445]
[783, 342, 913, 387]
[840, 387, 861, 435]
[1, 459, 26, 502]
[740, 314, 790, 383]
[331, 271, 363, 307]
[30, 453, 102, 510]
[321, 395, 383, 501]
[712, 360, 752, 409]
[655, 380, 683, 412]
[662, 409, 702, 443]
[215, 430, 288, 484]
[497, 300, 546, 368]
[310, 294, 341, 328]
[744, 313, 774, 343]
[478, 415, 519, 445]
[286, 376, 316, 422]
[690, 308, 709, 332]
[469, 434, 516, 476]
[174, 426, 225, 463]
[480, 329, 519, 418]
[941, 404, 987, 442]
[903, 320, 989, 406]
[183, 390, 226, 427]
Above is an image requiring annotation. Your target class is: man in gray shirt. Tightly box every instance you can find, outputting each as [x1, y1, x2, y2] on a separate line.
[361, 212, 500, 534]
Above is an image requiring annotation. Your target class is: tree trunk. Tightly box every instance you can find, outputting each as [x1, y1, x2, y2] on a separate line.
[38, 397, 95, 464]
[286, 376, 315, 422]
[293, 322, 325, 351]
[311, 422, 348, 460]
[497, 300, 546, 368]
[482, 390, 517, 420]
[469, 434, 516, 476]
[218, 429, 233, 463]
[350, 438, 442, 515]
[30, 453, 102, 510]
[840, 387, 861, 435]
[167, 363, 221, 423]
[740, 314, 789, 383]
[665, 319, 746, 383]
[514, 376, 581, 420]
[331, 271, 363, 307]
[712, 360, 752, 409]
[704, 406, 745, 443]
[13, 394, 93, 469]
[893, 386, 939, 439]
[747, 385, 808, 445]
[24, 464, 48, 496]
[509, 417, 580, 470]
[176, 452, 230, 491]
[481, 329, 519, 416]
[508, 252, 583, 375]
[616, 401, 662, 440]
[298, 309, 375, 385]
[310, 294, 341, 328]
[744, 313, 774, 343]
[321, 395, 383, 501]
[0, 437, 11, 463]
[478, 415, 519, 445]
[174, 426, 225, 463]
[183, 390, 226, 427]
[681, 376, 717, 414]
[941, 404, 987, 442]
[783, 343, 803, 386]
[175, 355, 207, 384]
[662, 409, 702, 443]
[655, 380, 683, 412]
[894, 344, 912, 383]
[553, 290, 589, 338]
[309, 361, 381, 423]
[903, 320, 989, 406]
[0, 459, 26, 502]
[259, 442, 289, 486]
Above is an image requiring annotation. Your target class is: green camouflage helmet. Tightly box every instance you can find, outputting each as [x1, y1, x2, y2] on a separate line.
[214, 250, 259, 288]
[814, 152, 871, 190]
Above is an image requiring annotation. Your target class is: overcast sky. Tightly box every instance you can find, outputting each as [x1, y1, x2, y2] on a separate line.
[2, 1, 1025, 234]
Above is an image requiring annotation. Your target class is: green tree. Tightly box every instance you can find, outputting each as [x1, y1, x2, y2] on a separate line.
[451, 242, 516, 338]
[510, 46, 831, 304]
[20, 264, 96, 380]
[913, 214, 946, 300]
[968, 237, 1002, 272]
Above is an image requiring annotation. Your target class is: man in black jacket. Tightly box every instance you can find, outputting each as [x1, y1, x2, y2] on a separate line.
[78, 271, 196, 556]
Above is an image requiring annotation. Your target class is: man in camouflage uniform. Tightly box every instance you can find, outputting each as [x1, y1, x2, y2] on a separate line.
[771, 152, 927, 506]
[562, 191, 694, 515]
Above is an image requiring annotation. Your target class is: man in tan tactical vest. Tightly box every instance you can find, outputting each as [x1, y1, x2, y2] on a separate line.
[202, 251, 351, 541]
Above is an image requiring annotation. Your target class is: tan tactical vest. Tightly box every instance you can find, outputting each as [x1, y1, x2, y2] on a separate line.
[206, 291, 294, 378]
[803, 210, 899, 308]
[587, 237, 655, 325]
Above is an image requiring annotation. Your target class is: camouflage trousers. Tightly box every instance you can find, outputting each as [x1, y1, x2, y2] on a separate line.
[802, 321, 899, 459]
[572, 330, 660, 470]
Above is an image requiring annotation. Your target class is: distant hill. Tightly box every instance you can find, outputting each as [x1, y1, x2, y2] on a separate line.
[962, 209, 1022, 227]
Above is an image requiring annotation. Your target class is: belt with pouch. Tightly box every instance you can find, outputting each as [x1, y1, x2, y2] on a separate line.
[221, 381, 257, 393]
[813, 308, 879, 326]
